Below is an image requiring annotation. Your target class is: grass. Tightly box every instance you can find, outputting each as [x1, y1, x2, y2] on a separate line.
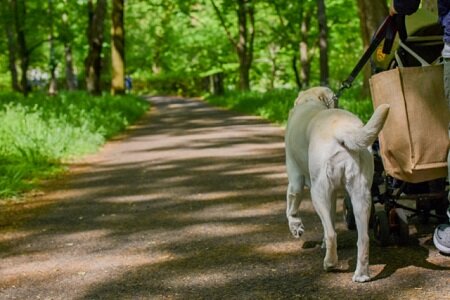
[0, 91, 149, 199]
[0, 87, 373, 199]
[204, 87, 374, 126]
[205, 89, 298, 125]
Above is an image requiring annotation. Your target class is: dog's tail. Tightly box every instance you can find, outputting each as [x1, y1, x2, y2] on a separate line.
[338, 104, 390, 151]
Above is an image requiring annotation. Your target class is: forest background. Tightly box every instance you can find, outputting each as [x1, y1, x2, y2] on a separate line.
[0, 0, 440, 198]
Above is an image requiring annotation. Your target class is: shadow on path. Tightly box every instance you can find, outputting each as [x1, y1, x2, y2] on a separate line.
[0, 96, 449, 299]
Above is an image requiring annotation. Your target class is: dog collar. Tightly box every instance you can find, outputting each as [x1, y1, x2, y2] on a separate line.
[325, 96, 336, 109]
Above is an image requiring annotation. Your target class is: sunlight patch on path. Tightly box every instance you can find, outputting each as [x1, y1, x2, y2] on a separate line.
[254, 240, 304, 255]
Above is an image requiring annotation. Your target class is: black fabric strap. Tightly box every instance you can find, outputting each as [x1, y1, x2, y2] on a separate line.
[339, 16, 393, 92]
[336, 15, 407, 102]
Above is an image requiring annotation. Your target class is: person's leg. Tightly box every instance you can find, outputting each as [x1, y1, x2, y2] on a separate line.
[434, 222, 450, 254]
[445, 57, 450, 112]
[445, 58, 450, 203]
[433, 56, 450, 254]
[444, 57, 450, 212]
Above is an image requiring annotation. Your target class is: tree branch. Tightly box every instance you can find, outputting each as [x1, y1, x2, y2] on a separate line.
[271, 2, 299, 50]
[210, 0, 237, 47]
[27, 37, 59, 55]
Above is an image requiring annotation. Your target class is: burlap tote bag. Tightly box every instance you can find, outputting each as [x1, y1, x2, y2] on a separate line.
[369, 65, 449, 183]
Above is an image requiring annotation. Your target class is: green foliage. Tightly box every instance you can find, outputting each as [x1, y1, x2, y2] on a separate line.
[0, 0, 377, 198]
[125, 0, 235, 94]
[204, 86, 374, 126]
[133, 72, 208, 96]
[0, 92, 149, 198]
[205, 89, 297, 125]
[123, 0, 364, 95]
[338, 87, 374, 123]
[0, 0, 366, 96]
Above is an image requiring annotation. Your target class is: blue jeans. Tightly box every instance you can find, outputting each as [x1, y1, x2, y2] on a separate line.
[445, 59, 450, 209]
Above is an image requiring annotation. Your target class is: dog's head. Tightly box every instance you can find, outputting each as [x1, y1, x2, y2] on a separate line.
[294, 87, 336, 108]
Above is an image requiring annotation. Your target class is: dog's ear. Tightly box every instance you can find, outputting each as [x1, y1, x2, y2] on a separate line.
[295, 87, 336, 107]
[317, 87, 336, 108]
[294, 91, 305, 106]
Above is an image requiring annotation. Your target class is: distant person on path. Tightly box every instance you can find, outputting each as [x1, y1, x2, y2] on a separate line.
[390, 0, 450, 254]
[125, 75, 133, 93]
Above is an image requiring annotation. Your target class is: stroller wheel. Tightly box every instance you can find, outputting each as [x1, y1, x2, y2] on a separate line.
[416, 198, 431, 224]
[393, 208, 410, 245]
[435, 196, 449, 222]
[374, 210, 390, 246]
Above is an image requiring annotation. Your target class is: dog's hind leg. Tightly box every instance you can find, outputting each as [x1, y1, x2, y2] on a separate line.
[286, 181, 305, 238]
[310, 184, 338, 271]
[321, 190, 337, 249]
[347, 184, 371, 283]
[286, 159, 305, 238]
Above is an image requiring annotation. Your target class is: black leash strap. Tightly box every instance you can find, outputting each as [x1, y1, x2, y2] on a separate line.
[334, 15, 401, 107]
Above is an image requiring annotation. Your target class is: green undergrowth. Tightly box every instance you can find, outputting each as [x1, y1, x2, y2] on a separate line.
[0, 91, 149, 199]
[204, 87, 374, 126]
[204, 89, 298, 125]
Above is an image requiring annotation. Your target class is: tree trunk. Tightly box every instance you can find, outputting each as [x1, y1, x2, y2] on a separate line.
[64, 44, 77, 90]
[317, 0, 329, 86]
[12, 0, 29, 96]
[236, 0, 255, 91]
[62, 0, 77, 90]
[48, 0, 57, 95]
[299, 8, 312, 88]
[3, 1, 20, 92]
[268, 44, 279, 90]
[356, 0, 388, 96]
[85, 0, 107, 95]
[211, 0, 255, 91]
[111, 0, 125, 95]
[292, 56, 301, 90]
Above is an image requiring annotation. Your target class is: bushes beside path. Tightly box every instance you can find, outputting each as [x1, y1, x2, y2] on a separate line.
[0, 92, 149, 199]
[204, 88, 374, 126]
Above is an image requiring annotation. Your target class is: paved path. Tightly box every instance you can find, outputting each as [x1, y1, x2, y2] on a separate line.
[0, 97, 449, 299]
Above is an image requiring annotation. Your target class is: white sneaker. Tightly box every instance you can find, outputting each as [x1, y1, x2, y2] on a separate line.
[433, 224, 450, 255]
[442, 43, 450, 58]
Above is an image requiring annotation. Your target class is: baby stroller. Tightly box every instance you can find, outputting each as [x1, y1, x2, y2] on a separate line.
[342, 9, 449, 246]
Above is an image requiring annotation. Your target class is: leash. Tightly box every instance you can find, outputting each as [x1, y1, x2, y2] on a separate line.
[333, 15, 404, 107]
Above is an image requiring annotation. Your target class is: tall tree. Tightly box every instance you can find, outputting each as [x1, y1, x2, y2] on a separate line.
[211, 0, 255, 91]
[61, 0, 78, 90]
[272, 0, 315, 89]
[1, 0, 21, 92]
[12, 0, 29, 96]
[299, 6, 313, 88]
[48, 0, 57, 95]
[356, 0, 388, 96]
[111, 0, 125, 95]
[85, 0, 107, 95]
[317, 0, 329, 86]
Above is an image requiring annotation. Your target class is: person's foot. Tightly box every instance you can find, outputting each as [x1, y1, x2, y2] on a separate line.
[433, 223, 450, 255]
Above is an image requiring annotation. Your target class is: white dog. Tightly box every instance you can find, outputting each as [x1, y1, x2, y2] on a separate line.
[285, 87, 389, 282]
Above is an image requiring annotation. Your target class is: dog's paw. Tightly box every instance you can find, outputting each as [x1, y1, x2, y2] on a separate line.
[353, 263, 370, 282]
[323, 260, 338, 271]
[352, 273, 371, 283]
[289, 221, 304, 238]
[323, 247, 338, 271]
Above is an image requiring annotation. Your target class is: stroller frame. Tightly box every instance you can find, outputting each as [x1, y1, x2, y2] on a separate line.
[343, 27, 449, 247]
